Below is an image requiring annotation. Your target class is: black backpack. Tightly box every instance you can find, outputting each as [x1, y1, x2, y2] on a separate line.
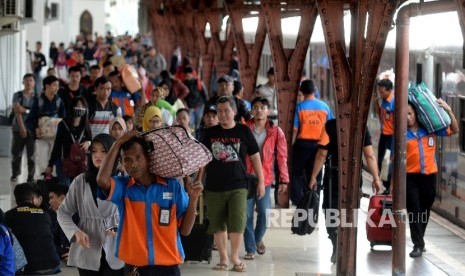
[291, 190, 320, 235]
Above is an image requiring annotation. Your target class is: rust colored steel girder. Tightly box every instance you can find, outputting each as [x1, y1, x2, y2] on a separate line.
[226, 2, 267, 100]
[316, 1, 400, 275]
[148, 0, 233, 94]
[149, 0, 177, 60]
[261, 0, 318, 169]
[206, 9, 236, 78]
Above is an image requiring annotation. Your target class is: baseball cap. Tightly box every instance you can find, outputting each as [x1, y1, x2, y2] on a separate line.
[204, 104, 217, 115]
[218, 75, 234, 83]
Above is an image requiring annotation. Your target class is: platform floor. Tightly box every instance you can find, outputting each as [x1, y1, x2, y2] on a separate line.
[2, 157, 465, 275]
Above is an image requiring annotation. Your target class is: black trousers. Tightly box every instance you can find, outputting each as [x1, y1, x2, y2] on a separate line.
[290, 139, 321, 205]
[377, 134, 393, 190]
[322, 168, 338, 241]
[406, 173, 436, 250]
[125, 265, 181, 276]
[11, 130, 35, 182]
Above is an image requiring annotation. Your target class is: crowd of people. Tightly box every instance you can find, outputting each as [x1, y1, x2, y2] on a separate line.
[0, 32, 459, 275]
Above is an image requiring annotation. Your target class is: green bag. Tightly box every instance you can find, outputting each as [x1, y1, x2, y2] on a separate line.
[407, 82, 451, 133]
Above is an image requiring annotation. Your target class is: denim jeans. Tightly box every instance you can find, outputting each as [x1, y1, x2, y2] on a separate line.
[54, 159, 71, 186]
[189, 105, 204, 129]
[244, 185, 271, 254]
[11, 130, 35, 182]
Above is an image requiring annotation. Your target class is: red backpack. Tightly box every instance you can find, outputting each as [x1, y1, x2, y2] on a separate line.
[61, 122, 87, 178]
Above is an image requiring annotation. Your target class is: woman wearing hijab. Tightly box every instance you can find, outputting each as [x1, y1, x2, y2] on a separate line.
[45, 96, 92, 186]
[109, 117, 128, 177]
[134, 87, 175, 130]
[57, 133, 124, 275]
[109, 117, 127, 140]
[142, 105, 163, 131]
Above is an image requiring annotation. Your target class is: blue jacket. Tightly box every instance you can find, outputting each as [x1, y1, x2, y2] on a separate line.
[0, 225, 15, 275]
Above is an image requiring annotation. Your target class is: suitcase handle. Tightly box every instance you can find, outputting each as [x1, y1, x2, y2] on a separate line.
[381, 199, 393, 210]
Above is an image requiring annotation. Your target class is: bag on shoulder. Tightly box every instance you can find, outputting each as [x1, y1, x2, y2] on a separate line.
[62, 143, 87, 178]
[291, 190, 319, 235]
[408, 82, 451, 133]
[1, 226, 28, 272]
[61, 123, 87, 178]
[38, 116, 62, 139]
[141, 125, 212, 178]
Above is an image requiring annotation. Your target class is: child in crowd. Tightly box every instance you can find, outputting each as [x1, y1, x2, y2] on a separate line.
[122, 115, 134, 132]
[195, 104, 218, 142]
[176, 108, 194, 136]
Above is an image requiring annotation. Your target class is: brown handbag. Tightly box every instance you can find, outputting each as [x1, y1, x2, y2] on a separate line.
[140, 126, 212, 178]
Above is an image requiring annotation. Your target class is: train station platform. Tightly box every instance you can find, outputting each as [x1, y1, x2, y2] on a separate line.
[1, 157, 465, 276]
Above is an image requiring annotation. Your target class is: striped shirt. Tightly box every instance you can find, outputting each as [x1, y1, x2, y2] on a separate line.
[89, 101, 122, 138]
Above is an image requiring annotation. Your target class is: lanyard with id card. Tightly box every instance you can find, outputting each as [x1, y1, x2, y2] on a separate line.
[159, 208, 171, 226]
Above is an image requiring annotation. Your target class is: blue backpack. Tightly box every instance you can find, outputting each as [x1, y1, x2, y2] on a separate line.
[2, 226, 27, 273]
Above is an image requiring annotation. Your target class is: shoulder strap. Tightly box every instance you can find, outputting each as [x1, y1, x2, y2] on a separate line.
[39, 95, 61, 111]
[76, 127, 85, 143]
[62, 121, 84, 143]
[225, 139, 248, 175]
[55, 96, 61, 111]
[61, 121, 76, 143]
[38, 96, 44, 111]
[18, 91, 23, 104]
[110, 102, 118, 117]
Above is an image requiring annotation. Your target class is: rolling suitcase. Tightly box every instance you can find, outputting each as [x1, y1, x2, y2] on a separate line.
[366, 195, 393, 248]
[181, 196, 213, 263]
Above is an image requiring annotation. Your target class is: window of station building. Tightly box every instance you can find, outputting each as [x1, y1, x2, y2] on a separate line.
[50, 3, 58, 19]
[24, 0, 33, 18]
[460, 97, 465, 152]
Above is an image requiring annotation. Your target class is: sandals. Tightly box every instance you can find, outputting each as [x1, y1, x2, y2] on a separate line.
[232, 262, 247, 272]
[213, 263, 228, 271]
[244, 253, 255, 260]
[256, 242, 266, 255]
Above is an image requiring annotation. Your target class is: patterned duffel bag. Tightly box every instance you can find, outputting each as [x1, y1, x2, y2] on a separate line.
[140, 125, 212, 178]
[408, 82, 451, 133]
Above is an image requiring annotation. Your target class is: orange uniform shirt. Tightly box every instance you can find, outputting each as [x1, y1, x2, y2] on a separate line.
[293, 96, 334, 141]
[379, 93, 395, 135]
[104, 176, 189, 266]
[406, 127, 450, 174]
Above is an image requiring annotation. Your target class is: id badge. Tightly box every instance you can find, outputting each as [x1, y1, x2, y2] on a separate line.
[130, 99, 135, 107]
[428, 137, 434, 147]
[159, 208, 170, 226]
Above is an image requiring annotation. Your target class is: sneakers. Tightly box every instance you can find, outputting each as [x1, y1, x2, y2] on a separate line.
[409, 247, 423, 258]
[10, 176, 17, 182]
